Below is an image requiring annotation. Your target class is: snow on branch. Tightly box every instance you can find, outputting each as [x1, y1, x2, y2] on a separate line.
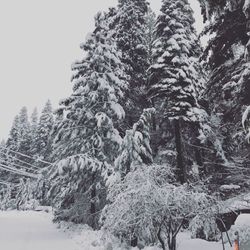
[112, 108, 155, 182]
[242, 106, 250, 142]
[243, 0, 250, 18]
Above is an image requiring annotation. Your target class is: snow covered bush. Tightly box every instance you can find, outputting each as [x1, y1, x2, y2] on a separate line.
[189, 213, 220, 241]
[0, 185, 12, 210]
[15, 178, 35, 210]
[102, 164, 214, 250]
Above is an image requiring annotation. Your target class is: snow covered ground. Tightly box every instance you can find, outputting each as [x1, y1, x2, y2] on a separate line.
[0, 210, 246, 250]
[0, 211, 79, 250]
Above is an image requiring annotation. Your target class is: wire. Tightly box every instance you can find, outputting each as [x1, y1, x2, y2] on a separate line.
[0, 163, 38, 179]
[0, 181, 12, 186]
[0, 145, 52, 165]
[0, 150, 41, 170]
[0, 159, 38, 173]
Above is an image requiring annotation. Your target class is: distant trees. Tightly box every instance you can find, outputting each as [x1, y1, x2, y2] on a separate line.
[5, 101, 54, 162]
[34, 100, 54, 161]
[0, 101, 54, 207]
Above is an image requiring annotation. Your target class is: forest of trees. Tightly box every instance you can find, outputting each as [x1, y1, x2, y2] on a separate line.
[0, 0, 250, 249]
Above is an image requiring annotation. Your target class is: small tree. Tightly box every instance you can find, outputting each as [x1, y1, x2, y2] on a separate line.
[0, 185, 12, 210]
[114, 108, 154, 180]
[102, 164, 215, 250]
[15, 178, 33, 210]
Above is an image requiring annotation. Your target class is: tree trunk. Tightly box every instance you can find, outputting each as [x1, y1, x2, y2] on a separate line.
[90, 173, 96, 228]
[157, 228, 166, 250]
[172, 236, 176, 250]
[174, 119, 186, 184]
[169, 236, 176, 250]
[193, 122, 205, 178]
[131, 236, 138, 247]
[167, 233, 176, 250]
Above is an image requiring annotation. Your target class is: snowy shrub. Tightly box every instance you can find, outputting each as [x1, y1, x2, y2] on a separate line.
[15, 178, 35, 210]
[33, 174, 50, 206]
[189, 213, 220, 241]
[0, 185, 12, 210]
[101, 164, 214, 250]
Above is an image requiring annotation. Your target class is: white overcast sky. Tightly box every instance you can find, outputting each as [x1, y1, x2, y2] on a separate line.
[0, 0, 203, 140]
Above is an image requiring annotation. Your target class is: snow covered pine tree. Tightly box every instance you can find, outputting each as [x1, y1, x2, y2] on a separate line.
[33, 100, 54, 163]
[113, 108, 155, 180]
[149, 0, 206, 184]
[199, 0, 250, 193]
[48, 11, 128, 228]
[113, 0, 150, 127]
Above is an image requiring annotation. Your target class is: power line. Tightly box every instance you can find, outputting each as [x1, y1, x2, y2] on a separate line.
[0, 159, 38, 173]
[0, 150, 41, 170]
[0, 164, 37, 179]
[0, 181, 12, 186]
[0, 163, 38, 179]
[0, 146, 52, 165]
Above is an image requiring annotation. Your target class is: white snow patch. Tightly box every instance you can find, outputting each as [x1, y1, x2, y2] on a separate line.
[0, 210, 79, 250]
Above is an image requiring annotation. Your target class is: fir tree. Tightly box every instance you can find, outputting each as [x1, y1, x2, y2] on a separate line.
[198, 0, 250, 193]
[18, 107, 31, 157]
[6, 115, 20, 151]
[5, 115, 23, 182]
[114, 108, 154, 180]
[49, 12, 128, 228]
[144, 7, 156, 66]
[30, 108, 38, 139]
[35, 100, 54, 161]
[149, 0, 206, 183]
[115, 0, 149, 88]
[113, 0, 150, 127]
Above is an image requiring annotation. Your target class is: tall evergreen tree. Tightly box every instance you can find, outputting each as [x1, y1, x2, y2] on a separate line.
[144, 7, 156, 67]
[115, 0, 149, 88]
[149, 0, 206, 183]
[113, 0, 150, 127]
[48, 12, 128, 227]
[198, 0, 250, 193]
[30, 108, 38, 138]
[18, 107, 31, 157]
[1, 117, 21, 183]
[28, 108, 39, 156]
[6, 115, 20, 151]
[35, 100, 54, 161]
[4, 108, 32, 186]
